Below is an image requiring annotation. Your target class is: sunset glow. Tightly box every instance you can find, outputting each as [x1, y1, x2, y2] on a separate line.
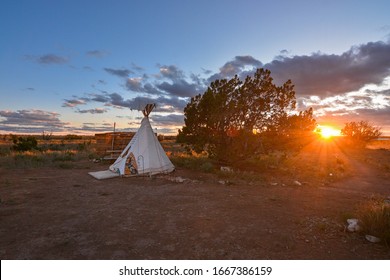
[317, 126, 341, 139]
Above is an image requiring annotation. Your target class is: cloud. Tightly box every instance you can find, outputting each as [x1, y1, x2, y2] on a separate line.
[156, 80, 200, 98]
[25, 54, 69, 64]
[265, 41, 390, 97]
[77, 122, 114, 132]
[208, 55, 262, 82]
[76, 108, 108, 114]
[125, 66, 203, 97]
[62, 98, 88, 108]
[81, 91, 187, 113]
[131, 62, 144, 72]
[0, 109, 69, 133]
[158, 64, 185, 80]
[88, 93, 110, 103]
[83, 66, 93, 71]
[104, 67, 134, 78]
[150, 114, 184, 126]
[86, 50, 107, 58]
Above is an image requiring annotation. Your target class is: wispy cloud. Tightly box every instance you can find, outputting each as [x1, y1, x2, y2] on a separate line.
[62, 98, 88, 108]
[104, 67, 134, 78]
[76, 108, 108, 114]
[86, 50, 107, 58]
[25, 54, 69, 64]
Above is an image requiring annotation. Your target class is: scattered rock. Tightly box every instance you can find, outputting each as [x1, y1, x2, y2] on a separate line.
[220, 166, 233, 172]
[347, 218, 360, 232]
[217, 180, 233, 185]
[172, 176, 185, 183]
[365, 235, 381, 243]
[270, 182, 278, 186]
[293, 180, 302, 186]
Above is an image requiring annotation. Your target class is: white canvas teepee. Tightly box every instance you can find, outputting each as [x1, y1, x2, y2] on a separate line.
[108, 104, 175, 176]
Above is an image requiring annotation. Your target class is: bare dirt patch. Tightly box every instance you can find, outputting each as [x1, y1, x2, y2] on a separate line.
[1, 145, 390, 259]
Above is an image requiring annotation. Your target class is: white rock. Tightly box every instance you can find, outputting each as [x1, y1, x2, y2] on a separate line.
[365, 235, 381, 243]
[220, 166, 233, 172]
[177, 177, 186, 183]
[293, 180, 302, 186]
[347, 218, 360, 232]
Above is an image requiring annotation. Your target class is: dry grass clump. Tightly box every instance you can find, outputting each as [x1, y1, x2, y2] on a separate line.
[356, 196, 390, 246]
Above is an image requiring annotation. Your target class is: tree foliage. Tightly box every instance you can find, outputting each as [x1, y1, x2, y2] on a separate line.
[341, 121, 381, 146]
[178, 68, 316, 162]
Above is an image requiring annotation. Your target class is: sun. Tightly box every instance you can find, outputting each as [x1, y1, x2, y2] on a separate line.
[317, 125, 341, 139]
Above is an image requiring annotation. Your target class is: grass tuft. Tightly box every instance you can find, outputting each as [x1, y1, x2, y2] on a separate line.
[356, 197, 390, 246]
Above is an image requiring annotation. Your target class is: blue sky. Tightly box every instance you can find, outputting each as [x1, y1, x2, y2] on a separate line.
[1, 0, 390, 135]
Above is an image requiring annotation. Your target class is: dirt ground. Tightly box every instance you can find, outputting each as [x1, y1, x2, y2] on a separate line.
[1, 142, 390, 259]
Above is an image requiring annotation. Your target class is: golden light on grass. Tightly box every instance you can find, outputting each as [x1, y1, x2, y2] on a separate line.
[317, 125, 341, 139]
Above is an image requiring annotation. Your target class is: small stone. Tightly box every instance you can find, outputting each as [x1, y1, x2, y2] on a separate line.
[365, 235, 381, 243]
[220, 166, 233, 172]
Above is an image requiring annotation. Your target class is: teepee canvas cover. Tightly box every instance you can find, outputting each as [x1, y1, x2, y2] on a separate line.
[109, 104, 175, 176]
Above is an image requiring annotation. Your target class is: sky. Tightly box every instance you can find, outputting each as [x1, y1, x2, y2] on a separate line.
[1, 0, 390, 135]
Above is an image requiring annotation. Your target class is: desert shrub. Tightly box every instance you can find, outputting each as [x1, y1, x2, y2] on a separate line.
[9, 152, 48, 168]
[64, 134, 82, 140]
[170, 152, 215, 172]
[52, 151, 75, 162]
[341, 121, 381, 147]
[357, 197, 390, 246]
[11, 136, 38, 151]
[0, 146, 11, 156]
[200, 161, 214, 173]
[0, 149, 92, 169]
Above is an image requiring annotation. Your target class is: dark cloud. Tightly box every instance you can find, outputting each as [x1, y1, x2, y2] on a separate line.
[39, 54, 68, 64]
[62, 98, 88, 107]
[150, 114, 184, 126]
[78, 122, 114, 132]
[265, 41, 390, 97]
[156, 80, 200, 98]
[25, 54, 69, 64]
[316, 107, 390, 132]
[125, 65, 203, 97]
[89, 93, 110, 103]
[80, 91, 187, 113]
[126, 77, 147, 92]
[104, 67, 134, 78]
[76, 108, 108, 114]
[86, 50, 107, 58]
[158, 65, 185, 80]
[208, 55, 262, 82]
[0, 109, 69, 132]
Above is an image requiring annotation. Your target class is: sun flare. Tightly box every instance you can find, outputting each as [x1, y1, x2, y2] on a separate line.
[317, 125, 341, 139]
